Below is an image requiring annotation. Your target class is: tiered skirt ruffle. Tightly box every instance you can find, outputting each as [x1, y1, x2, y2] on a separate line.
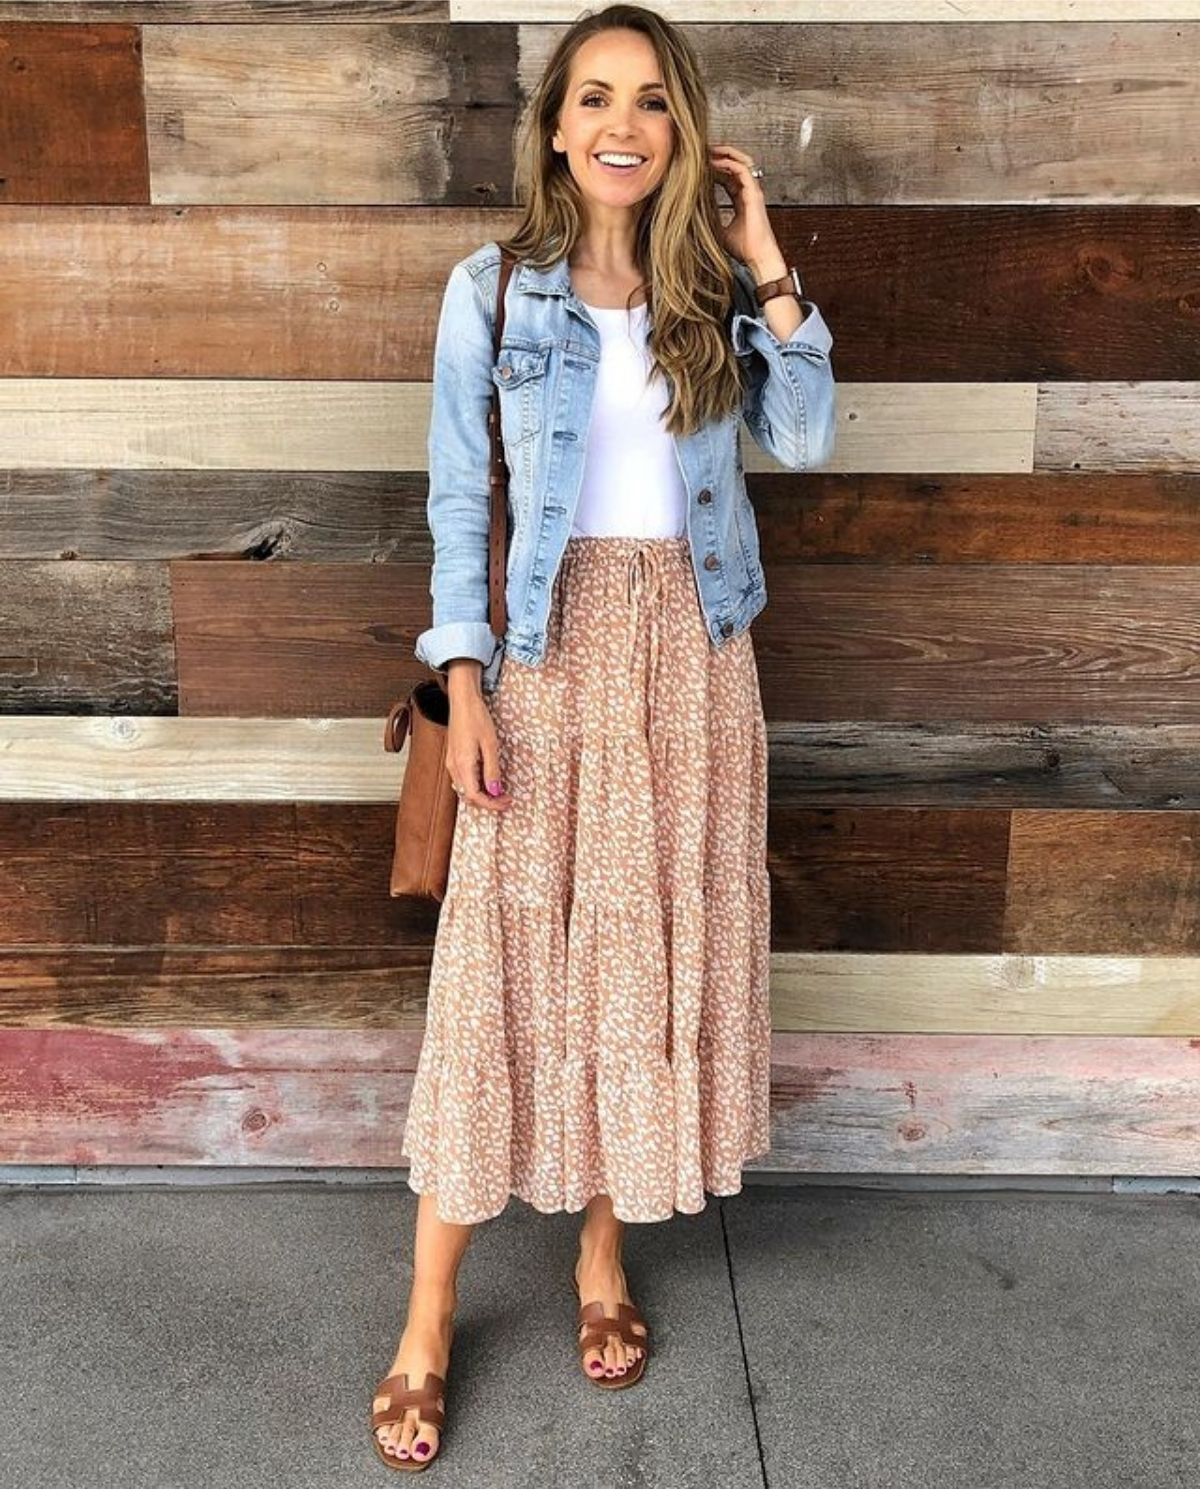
[402, 536, 772, 1224]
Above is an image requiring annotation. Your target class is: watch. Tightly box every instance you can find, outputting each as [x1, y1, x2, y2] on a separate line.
[753, 264, 804, 305]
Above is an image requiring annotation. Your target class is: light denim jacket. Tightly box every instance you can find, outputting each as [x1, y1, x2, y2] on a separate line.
[415, 238, 836, 693]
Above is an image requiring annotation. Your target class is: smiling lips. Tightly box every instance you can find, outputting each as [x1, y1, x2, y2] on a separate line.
[594, 152, 647, 173]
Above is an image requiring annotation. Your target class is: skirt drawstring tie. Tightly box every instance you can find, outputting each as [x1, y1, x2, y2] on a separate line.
[626, 542, 665, 738]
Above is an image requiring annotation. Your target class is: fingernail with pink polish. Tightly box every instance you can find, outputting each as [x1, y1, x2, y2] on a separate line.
[486, 780, 503, 796]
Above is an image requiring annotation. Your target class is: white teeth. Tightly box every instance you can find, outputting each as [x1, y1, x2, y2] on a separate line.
[597, 153, 645, 166]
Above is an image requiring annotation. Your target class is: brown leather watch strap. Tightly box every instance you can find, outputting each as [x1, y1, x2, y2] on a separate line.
[753, 264, 803, 305]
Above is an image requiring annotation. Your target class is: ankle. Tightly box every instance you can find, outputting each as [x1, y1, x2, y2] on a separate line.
[406, 1280, 458, 1326]
[576, 1235, 624, 1272]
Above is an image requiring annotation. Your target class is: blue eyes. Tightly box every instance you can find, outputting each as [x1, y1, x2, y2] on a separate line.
[581, 93, 667, 110]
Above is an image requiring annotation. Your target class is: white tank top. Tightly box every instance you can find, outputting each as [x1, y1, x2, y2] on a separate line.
[570, 300, 688, 539]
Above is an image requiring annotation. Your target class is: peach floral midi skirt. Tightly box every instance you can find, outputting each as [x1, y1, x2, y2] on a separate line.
[401, 534, 772, 1224]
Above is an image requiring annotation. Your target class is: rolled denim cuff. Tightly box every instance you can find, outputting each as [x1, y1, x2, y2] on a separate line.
[414, 619, 502, 676]
[730, 299, 833, 362]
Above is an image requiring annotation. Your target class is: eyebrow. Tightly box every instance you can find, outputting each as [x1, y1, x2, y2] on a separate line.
[576, 78, 665, 92]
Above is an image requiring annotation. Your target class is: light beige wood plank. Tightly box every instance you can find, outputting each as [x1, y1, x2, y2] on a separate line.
[1036, 382, 1200, 472]
[747, 382, 1038, 475]
[142, 24, 451, 205]
[0, 379, 1039, 472]
[0, 717, 395, 799]
[770, 951, 1200, 1034]
[0, 380, 414, 470]
[10, 718, 1200, 810]
[0, 377, 1191, 473]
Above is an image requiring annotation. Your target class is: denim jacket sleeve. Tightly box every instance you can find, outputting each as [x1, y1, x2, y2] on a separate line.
[728, 256, 836, 472]
[413, 258, 504, 681]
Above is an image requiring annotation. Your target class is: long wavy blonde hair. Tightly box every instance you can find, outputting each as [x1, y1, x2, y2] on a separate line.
[494, 3, 745, 439]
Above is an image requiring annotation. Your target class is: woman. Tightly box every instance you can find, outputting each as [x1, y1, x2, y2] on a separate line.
[371, 3, 835, 1469]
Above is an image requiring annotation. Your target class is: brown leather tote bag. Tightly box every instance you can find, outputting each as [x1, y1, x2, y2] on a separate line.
[383, 249, 517, 900]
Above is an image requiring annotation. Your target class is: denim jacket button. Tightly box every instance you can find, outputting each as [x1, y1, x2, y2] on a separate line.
[720, 620, 734, 636]
[697, 487, 713, 503]
[703, 553, 719, 571]
[500, 366, 512, 379]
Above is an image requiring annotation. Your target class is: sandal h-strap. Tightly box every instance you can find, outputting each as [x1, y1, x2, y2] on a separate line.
[370, 1370, 446, 1472]
[577, 1299, 650, 1389]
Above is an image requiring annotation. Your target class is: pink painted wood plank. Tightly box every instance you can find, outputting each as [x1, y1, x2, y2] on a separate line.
[3, 1028, 1199, 1172]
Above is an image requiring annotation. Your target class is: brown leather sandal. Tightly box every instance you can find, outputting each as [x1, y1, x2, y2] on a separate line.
[370, 1370, 446, 1472]
[577, 1299, 650, 1388]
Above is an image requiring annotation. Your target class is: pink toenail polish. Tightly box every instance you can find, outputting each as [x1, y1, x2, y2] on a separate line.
[415, 1443, 430, 1456]
[589, 1361, 603, 1372]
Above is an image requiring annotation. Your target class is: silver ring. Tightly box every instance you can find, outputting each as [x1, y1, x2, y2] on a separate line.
[749, 166, 764, 179]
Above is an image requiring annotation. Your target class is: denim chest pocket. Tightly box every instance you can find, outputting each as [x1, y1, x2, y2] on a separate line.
[490, 345, 549, 447]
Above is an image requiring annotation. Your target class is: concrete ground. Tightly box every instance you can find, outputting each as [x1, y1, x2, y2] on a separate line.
[1, 1176, 1197, 1489]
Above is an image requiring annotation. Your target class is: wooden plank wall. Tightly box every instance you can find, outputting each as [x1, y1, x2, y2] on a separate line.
[1, 2, 1199, 1177]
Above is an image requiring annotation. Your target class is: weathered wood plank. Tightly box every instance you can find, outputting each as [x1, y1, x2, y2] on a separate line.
[2, 379, 1195, 475]
[1007, 809, 1200, 953]
[169, 559, 429, 716]
[0, 562, 175, 714]
[6, 557, 1200, 719]
[0, 206, 476, 379]
[4, 3, 1200, 21]
[0, 470, 432, 561]
[0, 801, 436, 945]
[142, 22, 518, 205]
[0, 381, 421, 470]
[524, 21, 1200, 206]
[4, 205, 1197, 379]
[1037, 383, 1200, 471]
[0, 799, 1195, 952]
[6, 946, 1200, 1037]
[0, 24, 149, 203]
[0, 946, 435, 1028]
[6, 716, 1200, 811]
[4, 470, 1200, 565]
[0, 378, 1072, 472]
[3, 1026, 1198, 1171]
[759, 564, 1200, 724]
[756, 472, 1200, 565]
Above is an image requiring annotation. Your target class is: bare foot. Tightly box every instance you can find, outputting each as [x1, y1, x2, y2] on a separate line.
[574, 1250, 647, 1380]
[373, 1288, 456, 1464]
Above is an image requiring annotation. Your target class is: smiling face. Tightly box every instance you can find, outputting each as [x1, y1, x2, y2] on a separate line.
[551, 28, 675, 215]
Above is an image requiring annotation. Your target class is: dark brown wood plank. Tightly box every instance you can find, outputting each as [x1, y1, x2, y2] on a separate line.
[757, 472, 1200, 564]
[0, 561, 174, 713]
[0, 802, 436, 945]
[1007, 809, 1200, 953]
[769, 205, 1200, 380]
[7, 553, 1200, 723]
[0, 25, 149, 203]
[1, 799, 1199, 953]
[1, 205, 1197, 378]
[0, 946, 433, 1027]
[6, 470, 1200, 565]
[756, 564, 1200, 725]
[170, 559, 429, 716]
[768, 806, 1011, 953]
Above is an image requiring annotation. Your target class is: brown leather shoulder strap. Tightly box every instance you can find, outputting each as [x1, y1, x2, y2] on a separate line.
[488, 250, 517, 646]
